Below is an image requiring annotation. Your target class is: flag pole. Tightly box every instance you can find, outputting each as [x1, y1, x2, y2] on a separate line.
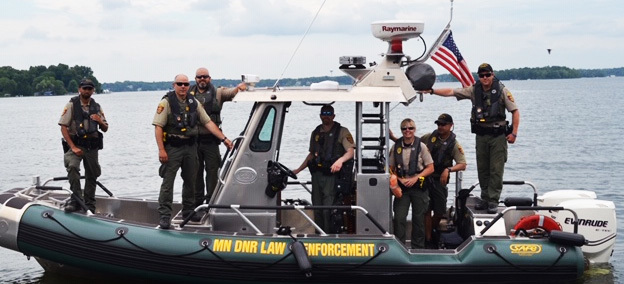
[417, 0, 454, 62]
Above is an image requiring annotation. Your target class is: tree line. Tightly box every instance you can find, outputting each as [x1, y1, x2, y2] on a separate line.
[0, 64, 99, 97]
[1, 65, 622, 97]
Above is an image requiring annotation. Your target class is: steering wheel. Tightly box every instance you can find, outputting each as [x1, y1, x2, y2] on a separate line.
[272, 161, 297, 180]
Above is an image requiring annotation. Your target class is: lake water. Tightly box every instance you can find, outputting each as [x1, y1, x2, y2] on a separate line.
[1, 77, 622, 283]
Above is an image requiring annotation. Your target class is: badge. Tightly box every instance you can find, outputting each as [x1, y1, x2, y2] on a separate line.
[492, 89, 497, 94]
[315, 134, 320, 142]
[346, 134, 354, 144]
[431, 137, 437, 143]
[397, 147, 402, 155]
[157, 103, 165, 114]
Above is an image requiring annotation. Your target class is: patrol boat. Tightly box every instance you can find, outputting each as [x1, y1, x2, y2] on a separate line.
[0, 20, 616, 283]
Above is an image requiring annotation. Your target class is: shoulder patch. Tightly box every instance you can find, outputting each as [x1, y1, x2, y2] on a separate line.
[157, 103, 165, 114]
[61, 107, 67, 116]
[346, 133, 354, 144]
[507, 91, 515, 103]
[458, 145, 465, 155]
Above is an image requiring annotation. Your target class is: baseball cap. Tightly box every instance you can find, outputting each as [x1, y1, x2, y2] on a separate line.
[435, 113, 453, 125]
[79, 79, 95, 88]
[477, 63, 493, 73]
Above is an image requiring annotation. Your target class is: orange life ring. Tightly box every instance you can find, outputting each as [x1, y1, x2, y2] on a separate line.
[512, 215, 562, 236]
[389, 174, 402, 198]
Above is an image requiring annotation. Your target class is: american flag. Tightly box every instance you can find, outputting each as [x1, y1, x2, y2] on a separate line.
[431, 31, 475, 87]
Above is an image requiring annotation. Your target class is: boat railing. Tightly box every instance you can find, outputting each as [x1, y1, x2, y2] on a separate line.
[465, 180, 539, 206]
[182, 203, 392, 237]
[15, 175, 114, 215]
[478, 206, 580, 236]
[287, 180, 312, 195]
[218, 136, 245, 185]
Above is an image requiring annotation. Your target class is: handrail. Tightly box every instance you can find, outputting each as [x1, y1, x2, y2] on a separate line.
[218, 136, 244, 185]
[465, 180, 539, 206]
[478, 206, 580, 236]
[181, 204, 391, 237]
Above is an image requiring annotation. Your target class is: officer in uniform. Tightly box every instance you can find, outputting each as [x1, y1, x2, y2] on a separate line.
[59, 79, 108, 213]
[189, 67, 246, 207]
[425, 63, 520, 213]
[293, 105, 355, 233]
[152, 74, 233, 229]
[421, 113, 466, 247]
[389, 118, 434, 249]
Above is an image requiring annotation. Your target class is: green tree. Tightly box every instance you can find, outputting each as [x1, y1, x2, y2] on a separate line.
[0, 77, 17, 96]
[67, 79, 79, 93]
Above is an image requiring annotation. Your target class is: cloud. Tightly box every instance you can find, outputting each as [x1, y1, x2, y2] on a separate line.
[21, 26, 51, 40]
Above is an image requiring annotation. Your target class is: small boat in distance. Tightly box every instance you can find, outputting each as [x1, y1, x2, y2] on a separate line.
[0, 20, 616, 283]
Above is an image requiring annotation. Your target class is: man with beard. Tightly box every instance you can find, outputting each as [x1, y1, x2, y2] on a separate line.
[153, 74, 233, 229]
[421, 113, 466, 248]
[189, 67, 246, 208]
[59, 79, 108, 213]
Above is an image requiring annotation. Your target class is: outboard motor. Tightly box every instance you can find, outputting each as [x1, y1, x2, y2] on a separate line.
[538, 190, 617, 264]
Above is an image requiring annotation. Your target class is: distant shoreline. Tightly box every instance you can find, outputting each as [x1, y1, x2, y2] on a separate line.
[101, 65, 622, 93]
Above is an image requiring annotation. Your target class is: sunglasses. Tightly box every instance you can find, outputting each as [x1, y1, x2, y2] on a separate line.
[401, 127, 415, 131]
[175, 82, 190, 87]
[478, 73, 492, 78]
[196, 75, 210, 79]
[81, 86, 94, 90]
[320, 111, 334, 116]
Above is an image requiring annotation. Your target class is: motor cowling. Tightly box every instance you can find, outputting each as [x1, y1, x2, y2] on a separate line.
[538, 190, 616, 264]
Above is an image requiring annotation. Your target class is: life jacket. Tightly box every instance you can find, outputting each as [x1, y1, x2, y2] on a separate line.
[471, 78, 506, 125]
[163, 91, 198, 136]
[70, 96, 100, 138]
[393, 137, 422, 178]
[309, 122, 346, 174]
[189, 83, 221, 126]
[425, 130, 456, 177]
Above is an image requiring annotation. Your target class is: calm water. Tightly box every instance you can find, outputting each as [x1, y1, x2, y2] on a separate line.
[1, 77, 622, 283]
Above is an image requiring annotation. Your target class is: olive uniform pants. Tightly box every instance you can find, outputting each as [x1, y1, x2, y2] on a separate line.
[393, 188, 429, 248]
[195, 141, 220, 207]
[475, 134, 508, 204]
[64, 147, 101, 212]
[311, 171, 337, 232]
[158, 143, 198, 217]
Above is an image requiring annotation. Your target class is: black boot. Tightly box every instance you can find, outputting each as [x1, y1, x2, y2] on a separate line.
[159, 216, 171, 229]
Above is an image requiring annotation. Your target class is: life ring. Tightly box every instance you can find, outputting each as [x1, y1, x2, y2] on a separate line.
[512, 215, 562, 236]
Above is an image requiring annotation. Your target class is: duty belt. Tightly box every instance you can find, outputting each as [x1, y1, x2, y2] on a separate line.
[166, 136, 196, 147]
[471, 123, 506, 136]
[71, 135, 102, 150]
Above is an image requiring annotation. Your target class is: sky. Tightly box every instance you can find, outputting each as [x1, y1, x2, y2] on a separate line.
[1, 0, 623, 83]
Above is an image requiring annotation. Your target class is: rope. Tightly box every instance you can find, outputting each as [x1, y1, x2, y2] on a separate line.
[488, 245, 566, 272]
[272, 0, 327, 89]
[47, 214, 122, 243]
[45, 212, 302, 270]
[205, 247, 294, 271]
